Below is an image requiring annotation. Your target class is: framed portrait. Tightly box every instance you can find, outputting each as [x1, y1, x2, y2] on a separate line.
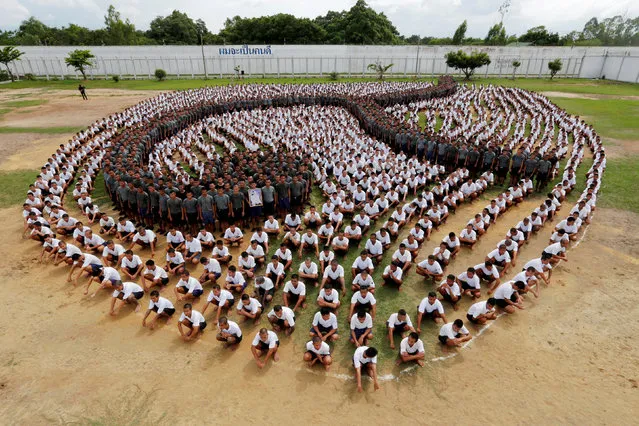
[248, 188, 263, 207]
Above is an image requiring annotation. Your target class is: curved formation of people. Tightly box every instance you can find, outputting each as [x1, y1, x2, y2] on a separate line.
[22, 77, 605, 393]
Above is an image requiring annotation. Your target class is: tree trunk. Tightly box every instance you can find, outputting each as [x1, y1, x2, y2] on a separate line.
[4, 64, 14, 82]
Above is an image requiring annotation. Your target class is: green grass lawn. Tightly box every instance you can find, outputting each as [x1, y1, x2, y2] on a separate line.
[0, 126, 83, 134]
[0, 170, 39, 208]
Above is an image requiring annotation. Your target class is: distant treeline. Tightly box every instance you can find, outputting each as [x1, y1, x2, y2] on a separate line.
[0, 1, 637, 47]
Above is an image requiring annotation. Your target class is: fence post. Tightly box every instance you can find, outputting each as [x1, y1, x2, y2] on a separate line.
[598, 51, 608, 78]
[361, 57, 365, 77]
[132, 57, 137, 80]
[538, 58, 542, 78]
[430, 57, 435, 77]
[102, 58, 107, 79]
[404, 57, 407, 77]
[577, 54, 585, 78]
[524, 58, 530, 77]
[277, 57, 280, 78]
[565, 57, 571, 77]
[306, 57, 309, 77]
[41, 57, 50, 80]
[218, 56, 223, 78]
[320, 57, 323, 77]
[175, 57, 180, 79]
[59, 58, 64, 79]
[291, 57, 294, 78]
[147, 57, 151, 79]
[615, 53, 626, 81]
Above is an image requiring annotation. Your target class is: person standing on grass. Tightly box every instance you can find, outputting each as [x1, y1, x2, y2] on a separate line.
[78, 84, 88, 100]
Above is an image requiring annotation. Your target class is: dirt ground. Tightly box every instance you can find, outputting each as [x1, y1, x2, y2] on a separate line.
[0, 89, 638, 425]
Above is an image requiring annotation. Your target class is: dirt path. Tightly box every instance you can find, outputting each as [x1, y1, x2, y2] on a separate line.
[542, 91, 639, 101]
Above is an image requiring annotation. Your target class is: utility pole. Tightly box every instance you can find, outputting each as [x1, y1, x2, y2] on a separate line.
[200, 29, 208, 80]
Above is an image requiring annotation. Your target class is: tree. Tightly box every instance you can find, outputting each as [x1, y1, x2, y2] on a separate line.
[104, 5, 138, 45]
[519, 26, 560, 45]
[548, 59, 562, 79]
[452, 20, 467, 45]
[445, 50, 491, 80]
[0, 46, 24, 82]
[341, 0, 401, 44]
[367, 61, 394, 80]
[148, 10, 200, 44]
[154, 69, 167, 81]
[485, 23, 507, 45]
[511, 60, 521, 79]
[65, 49, 95, 79]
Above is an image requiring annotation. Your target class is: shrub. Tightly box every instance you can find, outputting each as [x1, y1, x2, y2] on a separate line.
[154, 69, 167, 81]
[111, 75, 120, 83]
[23, 73, 36, 81]
[329, 71, 339, 81]
[0, 70, 9, 82]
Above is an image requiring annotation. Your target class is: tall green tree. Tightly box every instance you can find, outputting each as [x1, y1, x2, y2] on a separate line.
[104, 5, 138, 45]
[518, 26, 560, 45]
[445, 50, 491, 79]
[343, 0, 400, 44]
[367, 61, 394, 79]
[452, 20, 467, 45]
[148, 10, 200, 44]
[0, 46, 24, 82]
[485, 23, 507, 45]
[65, 49, 95, 79]
[547, 58, 562, 79]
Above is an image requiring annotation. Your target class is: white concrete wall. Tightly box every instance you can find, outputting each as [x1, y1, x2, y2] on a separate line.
[3, 45, 639, 83]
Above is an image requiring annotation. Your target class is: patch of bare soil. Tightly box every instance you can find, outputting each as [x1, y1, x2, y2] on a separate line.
[542, 91, 639, 101]
[0, 133, 69, 171]
[602, 138, 639, 160]
[0, 89, 161, 129]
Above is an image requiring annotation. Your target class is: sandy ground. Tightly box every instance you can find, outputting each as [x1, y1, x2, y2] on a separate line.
[0, 89, 638, 424]
[541, 91, 639, 101]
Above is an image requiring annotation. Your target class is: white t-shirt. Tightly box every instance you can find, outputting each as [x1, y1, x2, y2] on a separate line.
[252, 330, 278, 348]
[148, 296, 174, 314]
[299, 262, 318, 275]
[457, 272, 480, 289]
[237, 297, 262, 314]
[317, 288, 339, 303]
[306, 340, 331, 356]
[350, 312, 373, 330]
[468, 300, 495, 318]
[387, 312, 413, 328]
[400, 337, 425, 354]
[417, 260, 442, 274]
[207, 288, 234, 305]
[283, 281, 306, 296]
[112, 282, 143, 299]
[439, 322, 469, 338]
[268, 306, 296, 327]
[221, 320, 242, 337]
[179, 310, 206, 326]
[312, 311, 338, 330]
[176, 276, 202, 293]
[323, 265, 344, 279]
[353, 346, 377, 368]
[418, 297, 444, 314]
[133, 230, 156, 244]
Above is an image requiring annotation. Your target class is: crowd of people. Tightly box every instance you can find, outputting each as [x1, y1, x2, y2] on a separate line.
[21, 77, 605, 392]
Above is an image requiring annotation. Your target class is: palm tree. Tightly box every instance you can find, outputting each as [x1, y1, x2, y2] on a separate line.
[367, 61, 394, 80]
[0, 46, 24, 82]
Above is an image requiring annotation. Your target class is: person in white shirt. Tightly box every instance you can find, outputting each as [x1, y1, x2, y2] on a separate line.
[344, 222, 362, 245]
[116, 217, 136, 242]
[178, 303, 207, 341]
[486, 245, 512, 276]
[442, 232, 461, 257]
[523, 256, 553, 285]
[211, 240, 232, 264]
[68, 252, 103, 284]
[224, 265, 247, 293]
[202, 284, 236, 323]
[175, 271, 204, 301]
[196, 228, 215, 250]
[265, 256, 286, 288]
[303, 206, 322, 228]
[130, 227, 157, 256]
[83, 229, 106, 254]
[298, 257, 319, 286]
[142, 290, 175, 329]
[433, 242, 451, 268]
[283, 274, 307, 312]
[86, 265, 121, 297]
[310, 307, 339, 341]
[542, 240, 569, 265]
[364, 234, 383, 264]
[102, 240, 126, 267]
[353, 346, 380, 392]
[459, 224, 478, 249]
[493, 281, 527, 313]
[398, 332, 425, 367]
[416, 292, 448, 332]
[304, 336, 333, 371]
[391, 244, 412, 273]
[352, 270, 376, 293]
[349, 286, 377, 319]
[182, 233, 202, 265]
[281, 229, 301, 250]
[350, 310, 374, 347]
[120, 250, 143, 280]
[317, 284, 340, 311]
[247, 239, 266, 265]
[99, 213, 116, 235]
[438, 319, 472, 347]
[263, 215, 281, 236]
[351, 251, 374, 278]
[216, 316, 243, 347]
[109, 281, 144, 316]
[223, 224, 244, 246]
[141, 259, 169, 291]
[386, 309, 415, 350]
[466, 298, 497, 325]
[253, 276, 275, 305]
[165, 248, 186, 276]
[267, 304, 296, 336]
[237, 293, 263, 324]
[473, 260, 501, 293]
[457, 268, 481, 300]
[437, 274, 461, 310]
[237, 251, 257, 279]
[382, 263, 404, 288]
[251, 328, 279, 369]
[416, 255, 444, 283]
[321, 260, 345, 295]
[199, 256, 222, 286]
[299, 228, 319, 257]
